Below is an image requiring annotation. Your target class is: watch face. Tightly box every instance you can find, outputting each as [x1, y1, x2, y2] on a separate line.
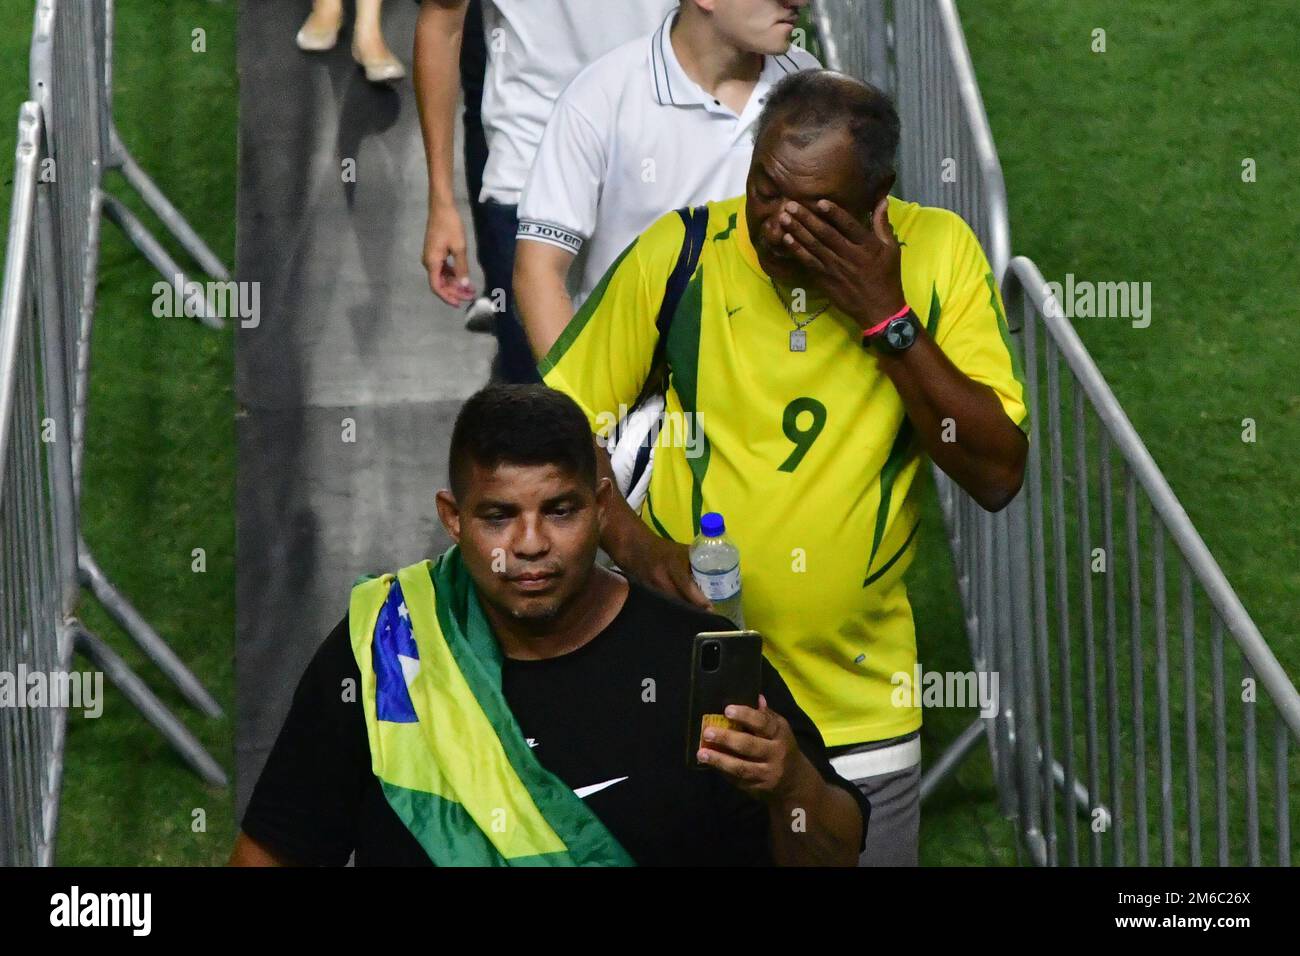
[885, 316, 917, 351]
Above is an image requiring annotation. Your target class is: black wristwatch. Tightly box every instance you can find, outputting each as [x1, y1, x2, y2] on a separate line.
[862, 307, 920, 355]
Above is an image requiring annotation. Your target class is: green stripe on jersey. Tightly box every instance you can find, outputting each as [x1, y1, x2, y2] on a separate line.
[985, 272, 1031, 434]
[537, 238, 637, 378]
[866, 420, 916, 574]
[665, 268, 709, 536]
[864, 521, 921, 588]
[712, 212, 738, 242]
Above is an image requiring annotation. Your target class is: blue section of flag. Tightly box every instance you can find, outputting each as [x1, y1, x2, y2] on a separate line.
[373, 579, 419, 723]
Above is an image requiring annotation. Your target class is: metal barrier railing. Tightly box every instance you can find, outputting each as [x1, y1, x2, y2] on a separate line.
[21, 0, 227, 788]
[812, 0, 1300, 864]
[0, 103, 72, 867]
[1, 0, 229, 862]
[809, 0, 893, 103]
[0, 96, 228, 865]
[97, 0, 230, 324]
[1004, 258, 1298, 866]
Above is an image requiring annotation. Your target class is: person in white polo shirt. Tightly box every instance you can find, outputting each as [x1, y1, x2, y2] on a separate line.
[414, 0, 672, 384]
[513, 0, 819, 356]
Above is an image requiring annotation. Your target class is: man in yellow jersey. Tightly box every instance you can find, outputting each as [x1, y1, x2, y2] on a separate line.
[538, 70, 1028, 865]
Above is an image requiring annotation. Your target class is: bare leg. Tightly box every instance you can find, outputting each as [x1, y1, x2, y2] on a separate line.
[296, 0, 344, 51]
[352, 0, 406, 82]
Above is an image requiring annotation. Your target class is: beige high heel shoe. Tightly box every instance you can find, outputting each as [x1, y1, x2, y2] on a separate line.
[295, 11, 342, 52]
[352, 43, 406, 83]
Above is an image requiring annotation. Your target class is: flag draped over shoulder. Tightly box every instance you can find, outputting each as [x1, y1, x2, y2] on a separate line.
[348, 546, 635, 866]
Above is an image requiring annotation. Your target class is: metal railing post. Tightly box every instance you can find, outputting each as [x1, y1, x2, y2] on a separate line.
[1, 0, 234, 866]
[26, 0, 226, 723]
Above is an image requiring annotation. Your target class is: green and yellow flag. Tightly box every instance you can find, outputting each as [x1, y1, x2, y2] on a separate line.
[348, 547, 634, 866]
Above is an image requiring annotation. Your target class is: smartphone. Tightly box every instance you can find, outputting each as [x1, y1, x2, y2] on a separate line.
[686, 630, 763, 769]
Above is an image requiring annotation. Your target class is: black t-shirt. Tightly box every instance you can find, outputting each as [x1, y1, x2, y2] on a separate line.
[242, 579, 869, 866]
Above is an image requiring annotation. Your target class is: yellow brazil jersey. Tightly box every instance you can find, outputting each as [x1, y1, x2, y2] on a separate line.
[540, 194, 1028, 746]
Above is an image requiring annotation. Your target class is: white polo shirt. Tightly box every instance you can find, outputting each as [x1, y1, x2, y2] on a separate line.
[479, 0, 674, 205]
[516, 10, 820, 305]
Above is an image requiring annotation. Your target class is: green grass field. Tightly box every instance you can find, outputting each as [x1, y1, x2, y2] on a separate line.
[916, 0, 1300, 864]
[0, 1, 1293, 866]
[0, 1, 237, 865]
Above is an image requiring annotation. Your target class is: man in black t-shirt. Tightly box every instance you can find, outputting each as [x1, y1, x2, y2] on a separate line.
[232, 385, 868, 866]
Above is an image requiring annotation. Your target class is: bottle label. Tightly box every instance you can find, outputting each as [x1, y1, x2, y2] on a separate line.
[692, 564, 740, 601]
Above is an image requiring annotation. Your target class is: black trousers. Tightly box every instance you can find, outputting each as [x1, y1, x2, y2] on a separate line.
[459, 1, 538, 384]
[460, 0, 488, 273]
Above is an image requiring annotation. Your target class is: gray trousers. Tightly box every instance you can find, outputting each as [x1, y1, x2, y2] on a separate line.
[831, 732, 922, 866]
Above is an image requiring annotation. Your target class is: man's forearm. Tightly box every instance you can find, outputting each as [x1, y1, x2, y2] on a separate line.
[413, 0, 469, 212]
[593, 438, 710, 607]
[515, 240, 577, 360]
[767, 758, 863, 866]
[595, 439, 652, 561]
[877, 331, 1027, 511]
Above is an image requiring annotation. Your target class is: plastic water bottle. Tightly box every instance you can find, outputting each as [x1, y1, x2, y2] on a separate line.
[690, 512, 744, 628]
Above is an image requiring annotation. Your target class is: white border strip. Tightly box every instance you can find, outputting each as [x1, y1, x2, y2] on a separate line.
[830, 736, 921, 781]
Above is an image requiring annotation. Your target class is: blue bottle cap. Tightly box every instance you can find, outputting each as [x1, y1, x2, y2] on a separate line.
[700, 512, 725, 537]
